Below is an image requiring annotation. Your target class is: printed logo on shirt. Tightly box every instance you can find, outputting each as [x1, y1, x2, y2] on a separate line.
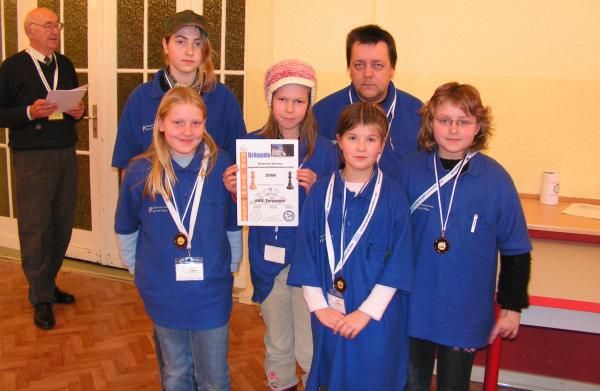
[417, 203, 434, 212]
[142, 124, 153, 132]
[319, 234, 327, 243]
[148, 206, 168, 213]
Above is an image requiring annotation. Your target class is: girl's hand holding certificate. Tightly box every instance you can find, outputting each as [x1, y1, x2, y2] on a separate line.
[297, 167, 317, 193]
[223, 164, 238, 195]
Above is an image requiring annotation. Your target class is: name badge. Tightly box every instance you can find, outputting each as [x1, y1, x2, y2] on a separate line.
[175, 256, 204, 281]
[48, 112, 64, 121]
[264, 245, 285, 264]
[327, 290, 346, 314]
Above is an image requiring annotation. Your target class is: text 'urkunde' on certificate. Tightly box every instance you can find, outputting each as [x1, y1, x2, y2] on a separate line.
[236, 139, 299, 226]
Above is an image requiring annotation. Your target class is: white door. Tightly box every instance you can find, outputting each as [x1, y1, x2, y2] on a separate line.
[0, 0, 106, 263]
[1, 1, 248, 289]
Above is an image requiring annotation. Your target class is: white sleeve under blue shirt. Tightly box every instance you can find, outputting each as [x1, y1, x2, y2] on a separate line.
[114, 147, 240, 330]
[116, 151, 242, 274]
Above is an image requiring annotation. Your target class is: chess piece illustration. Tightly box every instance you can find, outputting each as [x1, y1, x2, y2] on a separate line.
[286, 171, 294, 190]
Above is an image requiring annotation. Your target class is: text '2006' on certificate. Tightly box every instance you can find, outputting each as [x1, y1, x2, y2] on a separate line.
[236, 139, 299, 226]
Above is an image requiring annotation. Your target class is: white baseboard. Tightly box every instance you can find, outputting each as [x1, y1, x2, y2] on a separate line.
[471, 365, 600, 391]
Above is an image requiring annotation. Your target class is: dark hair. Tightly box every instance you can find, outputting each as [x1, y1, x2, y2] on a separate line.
[418, 82, 493, 152]
[346, 25, 397, 69]
[335, 102, 388, 168]
[259, 104, 319, 164]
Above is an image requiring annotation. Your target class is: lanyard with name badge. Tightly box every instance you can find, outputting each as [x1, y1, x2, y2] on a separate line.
[27, 49, 62, 121]
[162, 146, 210, 281]
[324, 168, 382, 313]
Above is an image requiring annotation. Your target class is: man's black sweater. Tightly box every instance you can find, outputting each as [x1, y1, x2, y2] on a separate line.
[0, 50, 79, 151]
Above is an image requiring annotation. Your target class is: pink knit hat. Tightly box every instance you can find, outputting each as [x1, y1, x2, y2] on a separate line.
[264, 60, 317, 107]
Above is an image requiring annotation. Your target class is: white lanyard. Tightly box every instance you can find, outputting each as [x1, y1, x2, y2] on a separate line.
[162, 146, 210, 252]
[27, 49, 58, 92]
[324, 168, 382, 284]
[432, 152, 470, 237]
[410, 151, 477, 214]
[348, 87, 397, 150]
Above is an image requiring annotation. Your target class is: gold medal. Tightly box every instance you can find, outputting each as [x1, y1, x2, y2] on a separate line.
[174, 233, 188, 249]
[434, 237, 450, 254]
[334, 276, 347, 293]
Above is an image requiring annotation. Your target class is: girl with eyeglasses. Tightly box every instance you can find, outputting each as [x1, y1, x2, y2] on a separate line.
[391, 82, 532, 390]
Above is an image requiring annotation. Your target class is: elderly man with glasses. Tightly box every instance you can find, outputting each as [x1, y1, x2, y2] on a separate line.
[0, 7, 84, 330]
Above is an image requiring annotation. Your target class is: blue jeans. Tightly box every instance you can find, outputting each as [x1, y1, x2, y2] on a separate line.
[154, 322, 231, 391]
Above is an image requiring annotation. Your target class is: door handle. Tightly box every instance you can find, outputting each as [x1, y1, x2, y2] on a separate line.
[84, 104, 98, 139]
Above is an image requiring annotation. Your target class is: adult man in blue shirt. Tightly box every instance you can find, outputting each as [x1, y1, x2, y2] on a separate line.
[314, 25, 422, 173]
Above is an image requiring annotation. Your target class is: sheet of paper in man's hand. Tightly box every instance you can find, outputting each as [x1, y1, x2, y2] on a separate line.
[46, 84, 88, 112]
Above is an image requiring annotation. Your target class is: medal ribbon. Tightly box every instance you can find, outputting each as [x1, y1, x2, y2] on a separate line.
[27, 49, 58, 92]
[433, 152, 470, 238]
[410, 151, 477, 214]
[324, 168, 382, 286]
[348, 88, 397, 151]
[162, 146, 210, 251]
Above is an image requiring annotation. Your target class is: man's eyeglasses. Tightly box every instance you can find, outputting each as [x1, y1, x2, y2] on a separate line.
[434, 117, 477, 128]
[30, 22, 64, 31]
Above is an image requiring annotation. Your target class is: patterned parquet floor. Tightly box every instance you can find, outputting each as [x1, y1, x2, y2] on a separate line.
[1, 258, 515, 391]
[0, 258, 272, 391]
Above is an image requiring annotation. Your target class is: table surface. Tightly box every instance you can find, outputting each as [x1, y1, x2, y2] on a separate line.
[521, 197, 600, 236]
[519, 196, 600, 315]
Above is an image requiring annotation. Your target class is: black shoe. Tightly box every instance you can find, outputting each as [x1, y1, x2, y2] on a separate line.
[55, 287, 75, 304]
[34, 303, 55, 330]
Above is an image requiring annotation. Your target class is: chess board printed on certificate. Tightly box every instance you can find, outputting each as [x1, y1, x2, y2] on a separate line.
[236, 139, 299, 226]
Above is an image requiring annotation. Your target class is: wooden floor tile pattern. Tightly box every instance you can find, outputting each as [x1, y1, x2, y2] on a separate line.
[0, 259, 278, 391]
[1, 259, 520, 391]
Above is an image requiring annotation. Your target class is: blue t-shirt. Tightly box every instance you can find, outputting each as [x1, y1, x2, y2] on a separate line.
[313, 81, 422, 174]
[114, 145, 239, 330]
[392, 151, 532, 348]
[112, 70, 246, 168]
[246, 130, 337, 303]
[288, 168, 413, 391]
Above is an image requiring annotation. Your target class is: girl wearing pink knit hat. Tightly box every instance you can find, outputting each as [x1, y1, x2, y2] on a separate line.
[223, 60, 337, 390]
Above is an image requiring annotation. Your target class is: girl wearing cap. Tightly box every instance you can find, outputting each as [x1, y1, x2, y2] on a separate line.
[223, 60, 337, 391]
[287, 102, 414, 391]
[112, 9, 246, 170]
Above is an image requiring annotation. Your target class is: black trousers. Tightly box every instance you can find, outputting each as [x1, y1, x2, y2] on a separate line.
[12, 146, 77, 305]
[406, 337, 476, 391]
